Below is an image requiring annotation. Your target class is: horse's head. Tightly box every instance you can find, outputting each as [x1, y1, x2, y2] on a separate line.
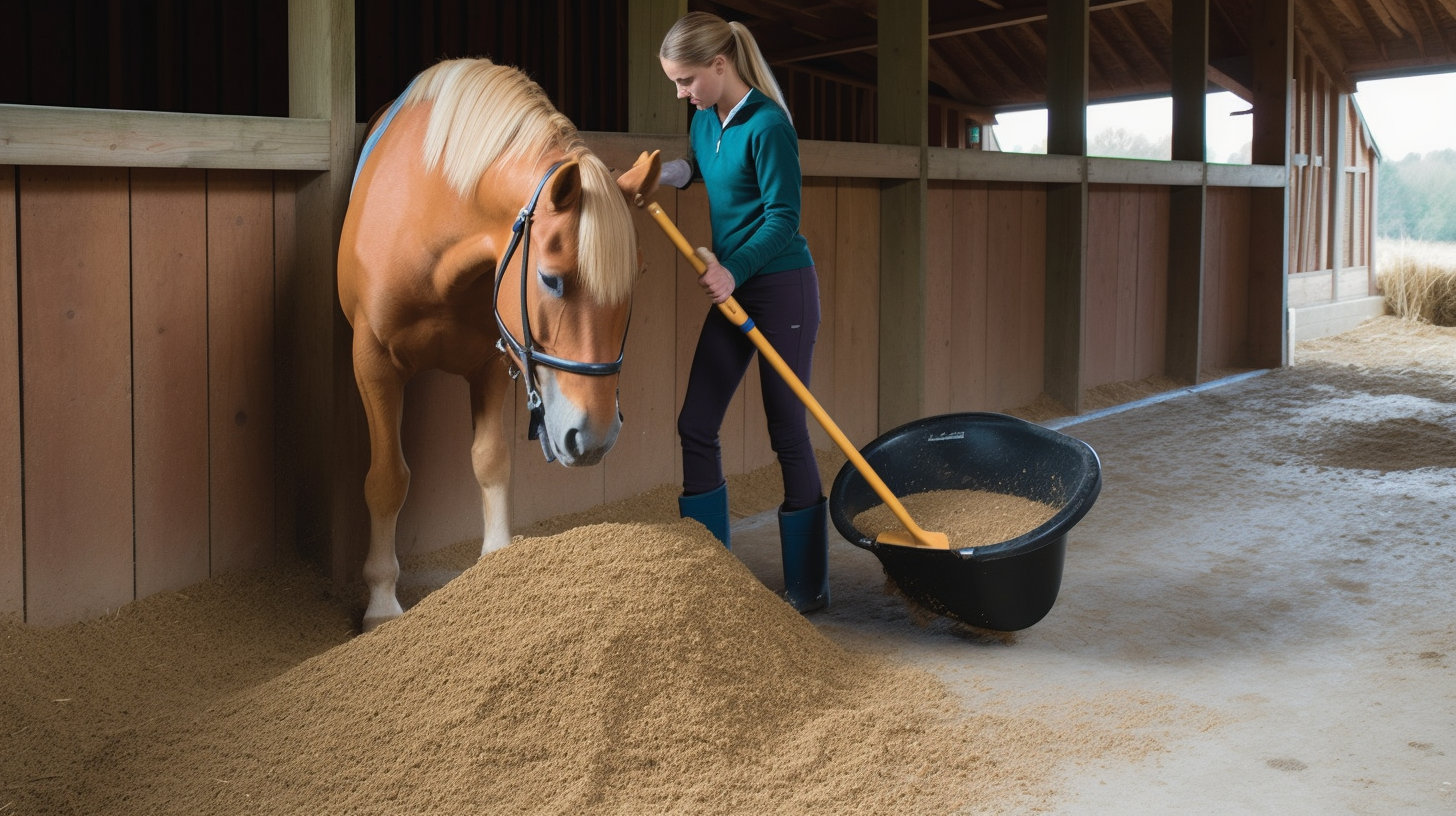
[494, 149, 661, 466]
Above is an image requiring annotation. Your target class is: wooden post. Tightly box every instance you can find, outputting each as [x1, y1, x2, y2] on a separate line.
[628, 0, 687, 134]
[1167, 0, 1208, 383]
[876, 0, 929, 432]
[0, 167, 20, 620]
[1249, 0, 1293, 367]
[1330, 92, 1348, 299]
[1043, 0, 1088, 413]
[284, 0, 363, 581]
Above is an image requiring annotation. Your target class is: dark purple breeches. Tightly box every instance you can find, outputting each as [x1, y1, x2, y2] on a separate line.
[678, 265, 822, 511]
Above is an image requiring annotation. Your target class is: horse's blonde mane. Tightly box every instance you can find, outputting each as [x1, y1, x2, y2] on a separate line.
[405, 58, 637, 305]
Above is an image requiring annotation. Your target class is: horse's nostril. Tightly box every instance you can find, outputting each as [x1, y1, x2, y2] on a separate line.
[565, 428, 581, 457]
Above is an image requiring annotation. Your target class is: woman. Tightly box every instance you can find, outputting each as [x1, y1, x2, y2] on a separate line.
[658, 11, 827, 612]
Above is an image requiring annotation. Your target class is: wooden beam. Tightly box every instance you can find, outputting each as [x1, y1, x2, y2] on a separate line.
[1248, 0, 1293, 368]
[629, 0, 688, 134]
[286, 0, 360, 578]
[1207, 63, 1254, 101]
[877, 0, 930, 432]
[1167, 0, 1207, 383]
[1043, 0, 1089, 413]
[0, 104, 329, 170]
[1330, 92, 1349, 298]
[1112, 6, 1170, 85]
[1294, 3, 1355, 93]
[1415, 0, 1456, 55]
[1367, 0, 1421, 42]
[1327, 0, 1385, 51]
[1171, 0, 1208, 162]
[773, 0, 1146, 64]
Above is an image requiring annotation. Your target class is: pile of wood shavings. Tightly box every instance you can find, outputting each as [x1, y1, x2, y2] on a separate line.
[46, 520, 1069, 816]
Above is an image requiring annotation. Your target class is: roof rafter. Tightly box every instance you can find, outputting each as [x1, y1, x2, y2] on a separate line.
[1296, 2, 1356, 91]
[770, 0, 1147, 65]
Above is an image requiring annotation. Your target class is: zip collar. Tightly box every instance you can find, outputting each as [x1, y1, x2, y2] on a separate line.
[715, 88, 757, 153]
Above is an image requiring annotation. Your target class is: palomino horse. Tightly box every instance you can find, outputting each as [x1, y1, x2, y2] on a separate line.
[339, 58, 661, 631]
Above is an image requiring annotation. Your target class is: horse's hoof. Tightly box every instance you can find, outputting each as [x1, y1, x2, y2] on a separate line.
[361, 612, 399, 634]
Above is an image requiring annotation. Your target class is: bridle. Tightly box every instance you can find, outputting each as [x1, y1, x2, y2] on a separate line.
[493, 160, 629, 463]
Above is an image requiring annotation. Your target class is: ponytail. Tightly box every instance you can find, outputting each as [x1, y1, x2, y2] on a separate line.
[726, 22, 791, 122]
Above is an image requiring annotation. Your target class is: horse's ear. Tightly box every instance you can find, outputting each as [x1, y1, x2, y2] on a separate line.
[546, 160, 582, 213]
[616, 149, 662, 208]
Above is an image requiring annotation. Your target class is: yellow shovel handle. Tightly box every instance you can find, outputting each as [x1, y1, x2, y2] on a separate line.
[646, 203, 947, 549]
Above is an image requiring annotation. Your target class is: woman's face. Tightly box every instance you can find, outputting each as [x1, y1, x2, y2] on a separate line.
[660, 55, 727, 110]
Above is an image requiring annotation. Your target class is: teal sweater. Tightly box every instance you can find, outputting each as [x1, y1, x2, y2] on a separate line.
[689, 88, 813, 286]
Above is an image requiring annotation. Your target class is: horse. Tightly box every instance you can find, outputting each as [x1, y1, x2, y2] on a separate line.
[338, 58, 662, 632]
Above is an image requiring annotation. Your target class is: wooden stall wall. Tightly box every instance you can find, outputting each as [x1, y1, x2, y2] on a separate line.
[923, 181, 1047, 416]
[1, 167, 21, 620]
[1286, 34, 1380, 308]
[0, 165, 282, 626]
[1082, 184, 1171, 389]
[1203, 186, 1254, 372]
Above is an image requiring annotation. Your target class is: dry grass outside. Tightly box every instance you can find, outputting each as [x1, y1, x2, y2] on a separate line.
[1377, 239, 1456, 326]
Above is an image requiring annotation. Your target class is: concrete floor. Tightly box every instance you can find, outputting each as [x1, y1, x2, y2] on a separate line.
[729, 365, 1454, 813]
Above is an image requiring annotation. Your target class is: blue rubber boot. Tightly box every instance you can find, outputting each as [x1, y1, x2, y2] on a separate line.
[678, 483, 731, 549]
[778, 498, 829, 613]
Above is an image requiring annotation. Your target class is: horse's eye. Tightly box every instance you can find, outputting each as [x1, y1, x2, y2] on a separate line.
[538, 269, 565, 298]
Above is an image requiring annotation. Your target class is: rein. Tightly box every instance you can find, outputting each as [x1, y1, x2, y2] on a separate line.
[493, 160, 628, 463]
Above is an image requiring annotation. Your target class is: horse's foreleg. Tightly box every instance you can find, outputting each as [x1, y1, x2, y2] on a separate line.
[353, 330, 411, 633]
[469, 362, 513, 556]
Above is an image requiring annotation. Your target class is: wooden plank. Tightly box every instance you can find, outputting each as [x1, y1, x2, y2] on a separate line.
[924, 181, 955, 417]
[271, 173, 299, 555]
[627, 0, 688, 134]
[207, 170, 276, 575]
[1084, 185, 1120, 388]
[131, 168, 210, 598]
[394, 371, 481, 557]
[985, 182, 1024, 411]
[1288, 269, 1335, 307]
[1202, 187, 1225, 373]
[0, 105, 330, 171]
[1166, 181, 1206, 382]
[1205, 163, 1287, 188]
[1019, 183, 1048, 408]
[1086, 157, 1203, 185]
[19, 166, 133, 626]
[950, 182, 989, 412]
[1222, 188, 1253, 368]
[604, 192, 682, 502]
[878, 175, 930, 432]
[0, 166, 20, 620]
[1114, 186, 1142, 382]
[928, 148, 1082, 184]
[834, 179, 879, 446]
[798, 140, 920, 180]
[1135, 186, 1170, 379]
[800, 179, 838, 453]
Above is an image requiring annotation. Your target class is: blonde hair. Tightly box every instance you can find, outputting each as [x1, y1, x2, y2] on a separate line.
[402, 58, 637, 305]
[659, 12, 791, 121]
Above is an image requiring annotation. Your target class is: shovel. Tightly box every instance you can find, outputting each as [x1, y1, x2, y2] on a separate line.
[647, 203, 950, 550]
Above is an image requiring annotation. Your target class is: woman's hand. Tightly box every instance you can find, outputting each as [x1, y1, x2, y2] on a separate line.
[694, 247, 736, 304]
